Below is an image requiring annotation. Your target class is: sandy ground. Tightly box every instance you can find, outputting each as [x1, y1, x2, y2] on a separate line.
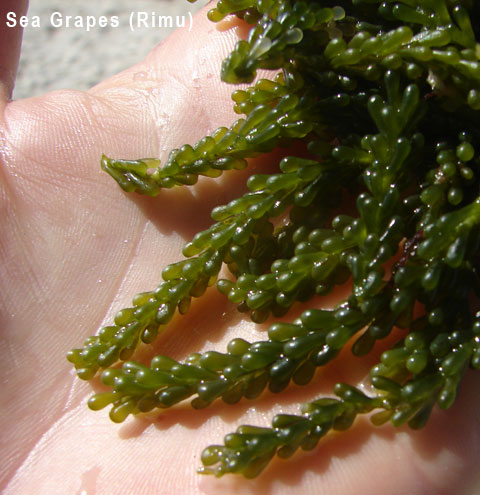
[13, 0, 204, 99]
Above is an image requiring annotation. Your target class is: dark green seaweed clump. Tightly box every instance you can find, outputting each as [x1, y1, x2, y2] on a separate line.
[68, 0, 480, 479]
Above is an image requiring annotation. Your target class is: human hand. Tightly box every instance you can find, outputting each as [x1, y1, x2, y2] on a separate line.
[1, 2, 480, 494]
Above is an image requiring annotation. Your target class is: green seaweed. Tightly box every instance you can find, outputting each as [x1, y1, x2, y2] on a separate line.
[68, 0, 480, 478]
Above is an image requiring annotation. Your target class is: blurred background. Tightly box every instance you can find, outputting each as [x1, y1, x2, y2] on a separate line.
[13, 0, 204, 99]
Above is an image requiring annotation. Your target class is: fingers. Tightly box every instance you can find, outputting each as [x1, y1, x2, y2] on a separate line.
[0, 1, 28, 106]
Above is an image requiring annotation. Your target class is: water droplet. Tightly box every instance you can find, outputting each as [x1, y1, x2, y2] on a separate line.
[77, 466, 101, 495]
[156, 111, 170, 128]
[191, 70, 201, 88]
[133, 71, 147, 81]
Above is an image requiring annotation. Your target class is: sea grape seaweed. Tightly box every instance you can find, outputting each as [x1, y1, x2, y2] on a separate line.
[68, 0, 480, 479]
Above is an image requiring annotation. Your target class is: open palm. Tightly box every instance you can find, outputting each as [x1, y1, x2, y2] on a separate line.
[1, 4, 480, 495]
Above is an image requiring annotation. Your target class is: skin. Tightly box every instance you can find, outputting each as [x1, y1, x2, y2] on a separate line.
[1, 2, 480, 494]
